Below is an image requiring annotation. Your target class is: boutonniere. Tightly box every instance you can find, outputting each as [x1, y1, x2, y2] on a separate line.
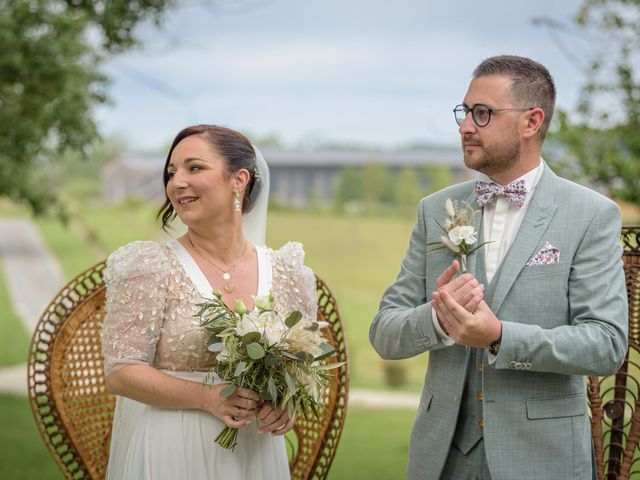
[427, 198, 491, 272]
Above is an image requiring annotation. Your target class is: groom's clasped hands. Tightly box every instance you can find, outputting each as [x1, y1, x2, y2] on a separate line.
[432, 260, 502, 349]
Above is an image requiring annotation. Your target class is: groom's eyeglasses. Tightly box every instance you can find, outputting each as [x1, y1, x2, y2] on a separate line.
[453, 103, 535, 127]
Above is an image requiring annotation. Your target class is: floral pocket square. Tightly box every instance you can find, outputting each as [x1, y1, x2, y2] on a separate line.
[525, 242, 560, 267]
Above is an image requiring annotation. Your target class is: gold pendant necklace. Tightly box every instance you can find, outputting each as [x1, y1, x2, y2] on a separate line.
[188, 237, 247, 293]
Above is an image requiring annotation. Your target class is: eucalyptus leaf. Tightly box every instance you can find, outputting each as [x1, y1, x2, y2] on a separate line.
[261, 382, 272, 402]
[246, 342, 265, 360]
[299, 401, 308, 419]
[282, 351, 299, 361]
[265, 354, 280, 367]
[234, 361, 247, 377]
[284, 311, 303, 328]
[296, 351, 314, 364]
[220, 384, 236, 398]
[285, 371, 297, 395]
[314, 349, 336, 362]
[268, 377, 278, 402]
[317, 361, 346, 370]
[314, 342, 336, 361]
[241, 332, 261, 344]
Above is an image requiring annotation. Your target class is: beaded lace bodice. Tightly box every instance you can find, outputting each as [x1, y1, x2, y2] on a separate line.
[101, 240, 317, 376]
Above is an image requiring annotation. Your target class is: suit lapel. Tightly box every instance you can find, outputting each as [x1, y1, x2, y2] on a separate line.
[487, 165, 559, 313]
[461, 189, 487, 282]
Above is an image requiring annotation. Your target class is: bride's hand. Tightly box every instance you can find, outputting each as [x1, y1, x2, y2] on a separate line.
[257, 403, 295, 435]
[202, 384, 261, 428]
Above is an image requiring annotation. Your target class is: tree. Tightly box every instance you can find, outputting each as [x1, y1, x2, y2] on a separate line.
[333, 166, 364, 210]
[547, 0, 640, 206]
[362, 162, 390, 208]
[423, 165, 453, 195]
[393, 167, 422, 211]
[0, 0, 174, 214]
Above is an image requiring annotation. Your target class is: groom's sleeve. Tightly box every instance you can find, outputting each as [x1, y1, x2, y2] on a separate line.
[369, 198, 451, 360]
[494, 198, 628, 376]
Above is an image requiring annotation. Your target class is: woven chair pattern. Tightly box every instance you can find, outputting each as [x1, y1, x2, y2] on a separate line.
[288, 278, 349, 480]
[28, 261, 349, 480]
[589, 225, 640, 480]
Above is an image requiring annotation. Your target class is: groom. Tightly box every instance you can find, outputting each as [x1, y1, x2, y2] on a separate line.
[370, 55, 628, 480]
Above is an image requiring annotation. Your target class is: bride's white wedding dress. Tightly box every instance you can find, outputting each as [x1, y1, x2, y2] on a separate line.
[101, 239, 317, 480]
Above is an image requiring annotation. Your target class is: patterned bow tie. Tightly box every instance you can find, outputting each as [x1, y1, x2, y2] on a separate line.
[475, 179, 527, 208]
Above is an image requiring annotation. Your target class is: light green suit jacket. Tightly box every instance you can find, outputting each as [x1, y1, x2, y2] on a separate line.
[370, 164, 628, 480]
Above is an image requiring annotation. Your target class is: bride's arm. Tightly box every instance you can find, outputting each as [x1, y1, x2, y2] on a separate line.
[107, 364, 259, 426]
[101, 242, 259, 426]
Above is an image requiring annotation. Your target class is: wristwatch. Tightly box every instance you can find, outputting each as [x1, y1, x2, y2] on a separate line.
[488, 336, 501, 356]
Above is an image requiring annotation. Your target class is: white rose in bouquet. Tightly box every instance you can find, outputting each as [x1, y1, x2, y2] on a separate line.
[236, 309, 287, 347]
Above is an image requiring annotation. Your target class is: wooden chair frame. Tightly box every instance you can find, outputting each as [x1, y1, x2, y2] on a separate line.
[589, 225, 640, 480]
[28, 262, 349, 480]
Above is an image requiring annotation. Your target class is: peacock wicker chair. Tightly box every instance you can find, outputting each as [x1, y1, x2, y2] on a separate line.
[28, 261, 349, 480]
[589, 225, 640, 480]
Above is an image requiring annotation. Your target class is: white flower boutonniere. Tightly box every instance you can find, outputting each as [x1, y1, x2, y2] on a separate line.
[428, 198, 491, 272]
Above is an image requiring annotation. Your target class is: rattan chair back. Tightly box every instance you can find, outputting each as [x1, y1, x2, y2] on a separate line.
[28, 261, 349, 480]
[589, 225, 640, 480]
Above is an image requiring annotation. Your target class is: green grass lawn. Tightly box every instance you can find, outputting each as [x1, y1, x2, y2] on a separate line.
[0, 260, 30, 367]
[328, 407, 413, 480]
[267, 210, 429, 391]
[33, 217, 98, 280]
[0, 395, 62, 479]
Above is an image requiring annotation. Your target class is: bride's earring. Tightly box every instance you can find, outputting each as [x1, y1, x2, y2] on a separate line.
[233, 190, 242, 213]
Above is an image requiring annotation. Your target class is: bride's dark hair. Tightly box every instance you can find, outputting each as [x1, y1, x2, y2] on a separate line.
[157, 124, 260, 231]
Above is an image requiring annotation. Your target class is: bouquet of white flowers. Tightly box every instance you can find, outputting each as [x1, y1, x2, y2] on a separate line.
[195, 291, 343, 450]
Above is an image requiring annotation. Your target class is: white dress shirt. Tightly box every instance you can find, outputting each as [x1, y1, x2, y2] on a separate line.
[432, 160, 545, 345]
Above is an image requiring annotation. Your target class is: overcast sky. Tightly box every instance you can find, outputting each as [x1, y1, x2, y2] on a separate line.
[95, 0, 597, 152]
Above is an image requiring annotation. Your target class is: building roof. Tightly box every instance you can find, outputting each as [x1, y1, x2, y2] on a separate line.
[259, 148, 463, 167]
[109, 147, 464, 170]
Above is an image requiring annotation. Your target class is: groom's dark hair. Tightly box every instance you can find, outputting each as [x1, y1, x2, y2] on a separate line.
[473, 55, 556, 141]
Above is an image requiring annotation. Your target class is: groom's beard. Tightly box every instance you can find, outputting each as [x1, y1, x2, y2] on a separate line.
[462, 133, 520, 178]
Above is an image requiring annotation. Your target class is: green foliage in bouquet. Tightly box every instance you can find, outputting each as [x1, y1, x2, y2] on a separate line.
[196, 292, 344, 450]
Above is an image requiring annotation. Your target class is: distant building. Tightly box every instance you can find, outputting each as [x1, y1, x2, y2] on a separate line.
[102, 147, 472, 206]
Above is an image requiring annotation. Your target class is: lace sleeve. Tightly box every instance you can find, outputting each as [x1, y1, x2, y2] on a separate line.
[270, 242, 318, 322]
[101, 241, 170, 376]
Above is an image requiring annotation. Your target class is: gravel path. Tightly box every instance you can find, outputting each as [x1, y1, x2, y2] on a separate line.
[0, 217, 67, 397]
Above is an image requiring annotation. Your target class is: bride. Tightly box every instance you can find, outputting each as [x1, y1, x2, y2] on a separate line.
[101, 125, 318, 479]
